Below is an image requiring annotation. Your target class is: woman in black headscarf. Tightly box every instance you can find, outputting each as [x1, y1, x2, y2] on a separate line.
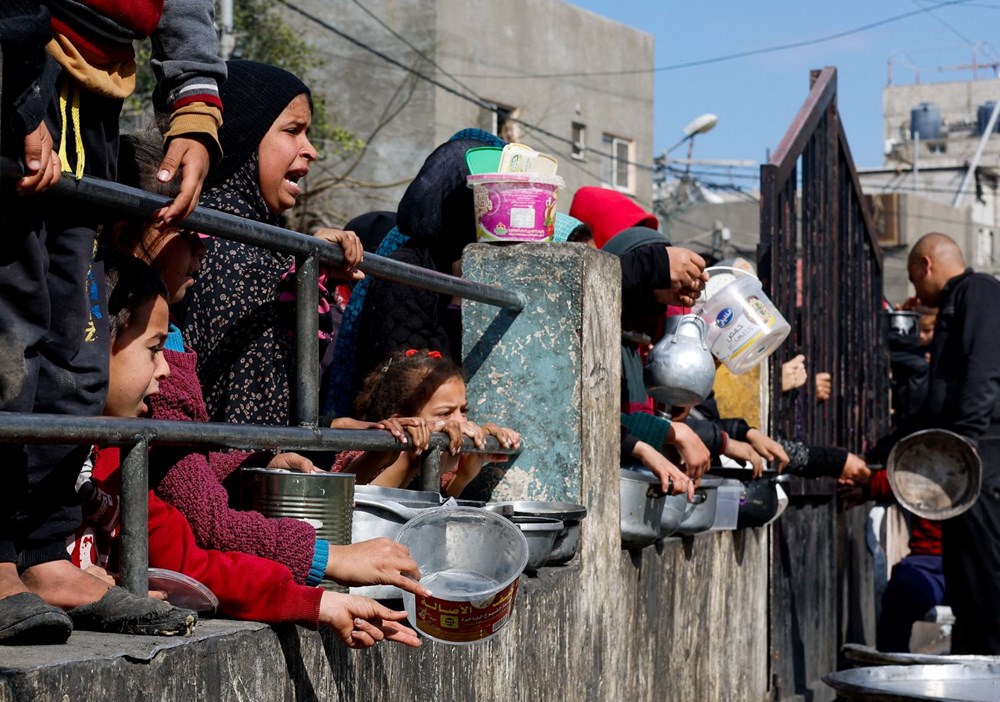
[181, 60, 363, 426]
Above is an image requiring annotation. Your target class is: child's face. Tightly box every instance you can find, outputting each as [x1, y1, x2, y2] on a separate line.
[140, 225, 207, 303]
[919, 315, 936, 347]
[419, 377, 468, 424]
[257, 93, 317, 215]
[419, 376, 467, 472]
[106, 296, 170, 418]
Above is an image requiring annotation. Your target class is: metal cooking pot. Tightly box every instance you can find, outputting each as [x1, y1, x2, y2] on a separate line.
[644, 314, 717, 407]
[675, 477, 721, 535]
[661, 492, 698, 538]
[620, 467, 666, 549]
[737, 474, 791, 528]
[887, 428, 982, 520]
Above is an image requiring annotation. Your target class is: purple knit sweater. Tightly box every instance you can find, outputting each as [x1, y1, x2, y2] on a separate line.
[150, 348, 318, 584]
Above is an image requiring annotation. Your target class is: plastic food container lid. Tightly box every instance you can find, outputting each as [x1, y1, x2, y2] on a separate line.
[148, 568, 220, 614]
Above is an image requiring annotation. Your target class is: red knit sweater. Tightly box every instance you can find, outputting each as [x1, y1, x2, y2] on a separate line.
[869, 469, 942, 556]
[150, 347, 318, 584]
[70, 447, 322, 627]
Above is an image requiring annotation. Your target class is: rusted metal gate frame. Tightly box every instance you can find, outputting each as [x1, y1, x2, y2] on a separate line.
[759, 67, 890, 701]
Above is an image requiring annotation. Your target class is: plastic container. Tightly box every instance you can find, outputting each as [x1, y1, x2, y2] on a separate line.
[148, 568, 219, 614]
[710, 479, 744, 531]
[693, 268, 790, 375]
[467, 173, 564, 242]
[396, 507, 528, 645]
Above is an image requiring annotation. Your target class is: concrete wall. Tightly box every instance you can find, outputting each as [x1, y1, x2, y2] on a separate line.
[283, 0, 654, 226]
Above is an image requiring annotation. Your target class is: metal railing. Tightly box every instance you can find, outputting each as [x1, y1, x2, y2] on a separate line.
[758, 66, 890, 702]
[759, 66, 890, 461]
[1, 159, 522, 596]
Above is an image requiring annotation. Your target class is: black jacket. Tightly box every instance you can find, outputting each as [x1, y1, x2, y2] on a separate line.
[918, 270, 1000, 442]
[0, 1, 57, 150]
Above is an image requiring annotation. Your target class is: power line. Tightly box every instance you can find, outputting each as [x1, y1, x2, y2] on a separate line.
[445, 0, 977, 80]
[278, 0, 656, 172]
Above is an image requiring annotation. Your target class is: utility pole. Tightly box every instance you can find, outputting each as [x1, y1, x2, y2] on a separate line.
[219, 0, 235, 60]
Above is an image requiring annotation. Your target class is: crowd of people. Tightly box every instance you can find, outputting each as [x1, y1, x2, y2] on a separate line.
[1, 0, 997, 662]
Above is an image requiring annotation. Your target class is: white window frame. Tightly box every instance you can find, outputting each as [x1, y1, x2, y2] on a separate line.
[602, 133, 635, 193]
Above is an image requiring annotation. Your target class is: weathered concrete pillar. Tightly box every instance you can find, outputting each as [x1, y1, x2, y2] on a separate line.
[461, 242, 621, 506]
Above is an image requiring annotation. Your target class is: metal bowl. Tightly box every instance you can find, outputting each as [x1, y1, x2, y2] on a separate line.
[887, 310, 921, 346]
[887, 429, 982, 520]
[485, 500, 587, 521]
[509, 516, 563, 569]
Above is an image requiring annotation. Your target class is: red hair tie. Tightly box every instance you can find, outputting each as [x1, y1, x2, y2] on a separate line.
[403, 349, 443, 359]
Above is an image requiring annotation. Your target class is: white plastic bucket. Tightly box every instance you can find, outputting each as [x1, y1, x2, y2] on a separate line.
[693, 268, 790, 375]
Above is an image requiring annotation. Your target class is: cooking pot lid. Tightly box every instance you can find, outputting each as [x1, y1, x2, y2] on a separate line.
[887, 428, 982, 520]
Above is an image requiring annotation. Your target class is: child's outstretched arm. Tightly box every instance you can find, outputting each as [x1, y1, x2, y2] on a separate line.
[319, 591, 420, 649]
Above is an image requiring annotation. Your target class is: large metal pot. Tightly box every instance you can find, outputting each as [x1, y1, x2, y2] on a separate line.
[644, 314, 717, 407]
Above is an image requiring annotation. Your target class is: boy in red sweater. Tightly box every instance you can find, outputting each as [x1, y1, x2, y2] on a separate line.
[70, 255, 420, 649]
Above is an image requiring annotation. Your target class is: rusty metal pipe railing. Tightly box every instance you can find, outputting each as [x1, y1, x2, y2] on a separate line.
[0, 413, 518, 455]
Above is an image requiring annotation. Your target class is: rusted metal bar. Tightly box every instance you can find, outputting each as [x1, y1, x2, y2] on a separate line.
[120, 439, 150, 596]
[420, 446, 444, 494]
[0, 413, 519, 455]
[294, 253, 320, 427]
[769, 67, 838, 184]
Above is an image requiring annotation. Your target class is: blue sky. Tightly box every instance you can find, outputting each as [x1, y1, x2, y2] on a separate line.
[568, 0, 1000, 184]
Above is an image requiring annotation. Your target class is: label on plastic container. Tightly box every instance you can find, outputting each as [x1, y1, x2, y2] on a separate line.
[711, 297, 777, 362]
[471, 179, 559, 242]
[413, 579, 519, 643]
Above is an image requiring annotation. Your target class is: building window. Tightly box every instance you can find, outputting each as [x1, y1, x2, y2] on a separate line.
[602, 133, 634, 192]
[571, 122, 586, 160]
[481, 102, 520, 143]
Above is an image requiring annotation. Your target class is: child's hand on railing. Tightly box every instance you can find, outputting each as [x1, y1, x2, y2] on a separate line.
[315, 228, 364, 281]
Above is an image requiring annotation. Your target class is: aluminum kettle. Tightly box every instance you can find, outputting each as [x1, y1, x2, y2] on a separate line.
[643, 314, 717, 407]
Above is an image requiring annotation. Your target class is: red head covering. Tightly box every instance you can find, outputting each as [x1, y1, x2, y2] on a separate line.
[568, 186, 659, 249]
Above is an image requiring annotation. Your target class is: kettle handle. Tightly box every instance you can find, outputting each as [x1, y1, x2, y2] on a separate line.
[672, 315, 709, 350]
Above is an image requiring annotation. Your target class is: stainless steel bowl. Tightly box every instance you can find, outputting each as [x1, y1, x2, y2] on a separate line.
[485, 501, 588, 564]
[823, 663, 1000, 701]
[510, 516, 563, 569]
